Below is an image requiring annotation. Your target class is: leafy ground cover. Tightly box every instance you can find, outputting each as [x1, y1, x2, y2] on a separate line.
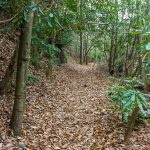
[0, 59, 150, 149]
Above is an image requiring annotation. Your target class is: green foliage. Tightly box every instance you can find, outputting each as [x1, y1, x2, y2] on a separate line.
[27, 72, 42, 85]
[108, 80, 149, 123]
[147, 119, 150, 123]
[31, 53, 42, 68]
[2, 0, 150, 77]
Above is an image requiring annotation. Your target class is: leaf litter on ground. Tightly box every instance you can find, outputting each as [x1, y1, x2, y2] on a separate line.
[0, 37, 150, 149]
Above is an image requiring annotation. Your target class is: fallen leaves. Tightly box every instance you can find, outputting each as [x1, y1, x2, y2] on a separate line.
[0, 33, 15, 80]
[0, 59, 150, 149]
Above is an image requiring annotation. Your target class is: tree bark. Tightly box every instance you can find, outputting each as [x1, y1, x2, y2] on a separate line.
[0, 49, 18, 95]
[112, 29, 118, 73]
[46, 55, 52, 77]
[79, 0, 83, 64]
[124, 21, 131, 76]
[84, 33, 88, 65]
[144, 0, 150, 92]
[79, 32, 83, 64]
[124, 107, 139, 143]
[136, 33, 143, 77]
[137, 0, 143, 77]
[108, 28, 115, 75]
[46, 31, 56, 77]
[10, 6, 34, 136]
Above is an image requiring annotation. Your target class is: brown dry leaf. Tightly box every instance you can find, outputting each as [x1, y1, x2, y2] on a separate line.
[91, 142, 99, 150]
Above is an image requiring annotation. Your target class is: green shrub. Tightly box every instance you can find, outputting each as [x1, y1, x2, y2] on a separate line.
[108, 79, 149, 123]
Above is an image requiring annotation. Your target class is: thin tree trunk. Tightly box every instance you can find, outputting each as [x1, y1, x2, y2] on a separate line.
[112, 0, 119, 75]
[112, 30, 118, 73]
[10, 6, 34, 136]
[108, 28, 115, 75]
[103, 40, 108, 62]
[0, 48, 18, 95]
[127, 36, 136, 76]
[85, 51, 88, 65]
[79, 32, 83, 64]
[79, 0, 83, 64]
[76, 34, 79, 57]
[46, 31, 55, 77]
[46, 55, 52, 77]
[137, 1, 143, 77]
[137, 34, 143, 77]
[124, 107, 139, 143]
[59, 48, 66, 64]
[125, 22, 131, 76]
[144, 0, 150, 92]
[83, 33, 85, 64]
[84, 33, 88, 65]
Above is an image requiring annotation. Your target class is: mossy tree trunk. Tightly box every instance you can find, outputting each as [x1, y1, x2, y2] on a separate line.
[10, 6, 34, 136]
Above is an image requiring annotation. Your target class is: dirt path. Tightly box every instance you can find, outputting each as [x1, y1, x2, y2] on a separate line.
[26, 60, 111, 150]
[27, 60, 107, 150]
[49, 61, 108, 150]
[1, 60, 150, 150]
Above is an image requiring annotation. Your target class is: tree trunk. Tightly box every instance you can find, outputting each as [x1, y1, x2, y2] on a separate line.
[10, 6, 34, 136]
[79, 32, 83, 64]
[124, 22, 131, 76]
[127, 36, 136, 76]
[108, 29, 115, 75]
[137, 0, 143, 77]
[46, 55, 52, 77]
[84, 34, 88, 65]
[46, 31, 56, 76]
[144, 0, 150, 92]
[112, 30, 118, 74]
[76, 34, 79, 57]
[124, 107, 139, 143]
[79, 0, 83, 64]
[85, 54, 88, 65]
[0, 49, 18, 95]
[59, 48, 66, 64]
[137, 33, 143, 77]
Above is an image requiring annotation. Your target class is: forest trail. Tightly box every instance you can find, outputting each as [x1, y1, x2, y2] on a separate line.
[1, 59, 149, 149]
[26, 59, 111, 150]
